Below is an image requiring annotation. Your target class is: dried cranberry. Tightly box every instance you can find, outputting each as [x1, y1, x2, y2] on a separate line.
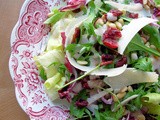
[103, 38, 118, 49]
[58, 87, 72, 102]
[115, 56, 127, 67]
[82, 82, 90, 89]
[109, 9, 123, 17]
[134, 0, 143, 4]
[102, 27, 122, 49]
[153, 8, 160, 17]
[101, 54, 114, 62]
[81, 76, 91, 89]
[103, 27, 122, 40]
[75, 100, 88, 108]
[128, 13, 139, 19]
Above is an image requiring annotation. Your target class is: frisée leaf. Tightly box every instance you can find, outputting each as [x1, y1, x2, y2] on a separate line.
[134, 57, 153, 72]
[142, 93, 160, 115]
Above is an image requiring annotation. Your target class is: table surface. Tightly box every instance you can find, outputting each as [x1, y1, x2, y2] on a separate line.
[0, 1, 29, 120]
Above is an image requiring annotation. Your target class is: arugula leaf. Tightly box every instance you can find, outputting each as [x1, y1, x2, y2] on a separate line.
[48, 62, 71, 80]
[73, 89, 88, 101]
[70, 103, 86, 119]
[147, 78, 160, 93]
[97, 107, 123, 120]
[121, 16, 132, 22]
[134, 57, 153, 72]
[123, 85, 146, 111]
[70, 90, 89, 119]
[44, 10, 68, 25]
[143, 25, 160, 49]
[65, 44, 81, 56]
[94, 109, 101, 120]
[155, 115, 160, 120]
[83, 22, 96, 36]
[125, 34, 160, 57]
[124, 0, 132, 4]
[82, 1, 96, 36]
[85, 109, 93, 120]
[101, 1, 112, 12]
[58, 64, 67, 75]
[66, 43, 93, 61]
[39, 68, 47, 80]
[97, 7, 108, 13]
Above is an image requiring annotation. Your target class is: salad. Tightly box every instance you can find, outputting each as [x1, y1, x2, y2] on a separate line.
[34, 0, 160, 119]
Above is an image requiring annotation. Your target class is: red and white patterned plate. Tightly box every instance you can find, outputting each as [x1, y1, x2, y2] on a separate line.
[9, 0, 70, 119]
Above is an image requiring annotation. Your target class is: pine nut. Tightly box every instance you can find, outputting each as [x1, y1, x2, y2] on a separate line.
[95, 18, 104, 26]
[132, 111, 145, 120]
[122, 10, 126, 16]
[115, 21, 122, 30]
[144, 5, 150, 10]
[145, 42, 150, 47]
[77, 60, 88, 65]
[141, 37, 147, 43]
[102, 15, 107, 22]
[108, 22, 117, 28]
[117, 92, 126, 99]
[128, 86, 133, 92]
[131, 52, 138, 60]
[147, 1, 151, 6]
[143, 0, 148, 5]
[137, 115, 145, 120]
[106, 21, 111, 26]
[150, 45, 156, 49]
[120, 87, 128, 93]
[118, 18, 124, 25]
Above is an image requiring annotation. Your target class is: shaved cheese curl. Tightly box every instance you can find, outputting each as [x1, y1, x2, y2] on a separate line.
[104, 68, 158, 91]
[118, 17, 157, 54]
[65, 15, 88, 47]
[105, 1, 143, 12]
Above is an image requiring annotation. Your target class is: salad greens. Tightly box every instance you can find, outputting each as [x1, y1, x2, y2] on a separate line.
[34, 0, 160, 119]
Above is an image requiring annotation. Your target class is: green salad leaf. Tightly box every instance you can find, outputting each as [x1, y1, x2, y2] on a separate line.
[124, 0, 132, 4]
[70, 90, 90, 119]
[39, 68, 47, 80]
[125, 34, 160, 57]
[94, 109, 101, 120]
[142, 93, 160, 115]
[94, 107, 124, 120]
[153, 0, 160, 7]
[134, 57, 153, 72]
[123, 86, 146, 111]
[143, 25, 160, 49]
[44, 73, 62, 89]
[44, 9, 68, 25]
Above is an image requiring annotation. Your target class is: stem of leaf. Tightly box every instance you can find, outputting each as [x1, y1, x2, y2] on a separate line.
[59, 65, 100, 90]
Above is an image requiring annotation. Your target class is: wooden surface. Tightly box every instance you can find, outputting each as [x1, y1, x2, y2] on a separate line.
[0, 1, 29, 120]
